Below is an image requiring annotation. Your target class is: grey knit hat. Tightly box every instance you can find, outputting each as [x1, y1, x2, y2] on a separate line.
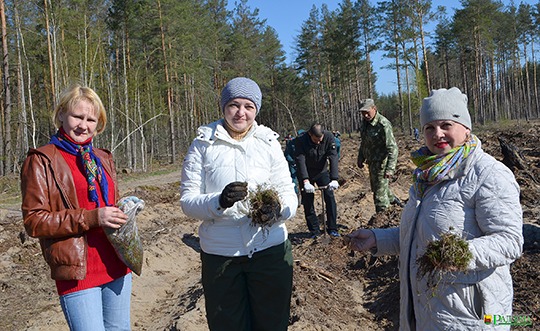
[420, 87, 472, 129]
[220, 77, 262, 115]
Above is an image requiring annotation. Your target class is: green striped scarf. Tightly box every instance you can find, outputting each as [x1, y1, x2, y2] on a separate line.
[411, 134, 478, 198]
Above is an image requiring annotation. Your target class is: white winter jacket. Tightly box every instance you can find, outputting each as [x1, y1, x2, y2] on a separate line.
[180, 119, 297, 258]
[373, 140, 523, 330]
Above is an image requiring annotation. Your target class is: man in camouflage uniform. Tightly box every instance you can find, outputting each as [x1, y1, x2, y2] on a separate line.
[357, 99, 404, 212]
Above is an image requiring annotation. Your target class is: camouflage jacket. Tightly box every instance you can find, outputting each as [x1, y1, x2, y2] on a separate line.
[357, 112, 398, 175]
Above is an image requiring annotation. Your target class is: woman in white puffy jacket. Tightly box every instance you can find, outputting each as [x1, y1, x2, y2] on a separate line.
[346, 87, 523, 330]
[180, 77, 297, 331]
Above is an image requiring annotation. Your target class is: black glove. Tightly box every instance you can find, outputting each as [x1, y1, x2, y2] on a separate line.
[255, 201, 281, 225]
[219, 182, 248, 209]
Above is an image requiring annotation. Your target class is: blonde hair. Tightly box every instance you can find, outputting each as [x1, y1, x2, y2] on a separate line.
[53, 85, 107, 134]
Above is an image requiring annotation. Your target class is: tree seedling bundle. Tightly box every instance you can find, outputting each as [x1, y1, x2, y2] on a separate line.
[248, 184, 281, 230]
[416, 230, 472, 295]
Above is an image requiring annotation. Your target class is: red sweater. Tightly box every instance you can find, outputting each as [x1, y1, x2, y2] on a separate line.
[56, 149, 130, 295]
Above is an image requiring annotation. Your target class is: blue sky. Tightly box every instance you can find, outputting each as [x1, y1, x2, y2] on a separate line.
[227, 0, 538, 95]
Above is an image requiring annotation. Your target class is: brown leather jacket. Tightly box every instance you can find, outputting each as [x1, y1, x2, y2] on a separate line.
[20, 144, 120, 280]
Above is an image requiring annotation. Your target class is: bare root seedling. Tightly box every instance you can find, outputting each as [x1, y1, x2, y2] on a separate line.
[248, 184, 281, 233]
[416, 230, 472, 296]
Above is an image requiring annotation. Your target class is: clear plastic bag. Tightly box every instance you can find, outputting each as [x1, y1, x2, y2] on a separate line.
[104, 196, 145, 276]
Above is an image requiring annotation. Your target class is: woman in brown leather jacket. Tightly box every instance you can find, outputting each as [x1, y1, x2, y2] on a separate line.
[21, 85, 132, 331]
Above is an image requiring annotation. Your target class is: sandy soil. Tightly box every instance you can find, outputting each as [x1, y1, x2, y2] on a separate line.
[1, 122, 539, 330]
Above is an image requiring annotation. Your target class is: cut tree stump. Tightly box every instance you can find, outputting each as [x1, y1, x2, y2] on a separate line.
[498, 136, 527, 170]
[498, 136, 539, 184]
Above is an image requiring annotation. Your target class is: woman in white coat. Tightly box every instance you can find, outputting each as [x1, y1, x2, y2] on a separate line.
[180, 77, 297, 331]
[345, 87, 523, 330]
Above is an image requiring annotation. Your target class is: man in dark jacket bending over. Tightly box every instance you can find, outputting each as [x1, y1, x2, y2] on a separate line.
[295, 124, 340, 238]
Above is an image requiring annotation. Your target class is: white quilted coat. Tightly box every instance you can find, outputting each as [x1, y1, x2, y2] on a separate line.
[180, 119, 297, 257]
[373, 140, 523, 330]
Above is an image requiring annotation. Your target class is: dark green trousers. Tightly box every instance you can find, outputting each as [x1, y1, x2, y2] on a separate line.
[368, 159, 395, 212]
[201, 239, 293, 331]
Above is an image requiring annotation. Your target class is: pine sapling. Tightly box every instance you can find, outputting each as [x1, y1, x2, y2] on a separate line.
[416, 229, 473, 295]
[248, 184, 281, 231]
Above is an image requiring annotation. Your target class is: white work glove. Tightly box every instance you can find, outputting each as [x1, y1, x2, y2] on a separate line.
[303, 181, 315, 194]
[327, 180, 339, 191]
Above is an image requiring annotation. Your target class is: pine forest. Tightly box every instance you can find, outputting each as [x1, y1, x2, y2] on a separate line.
[1, 0, 539, 175]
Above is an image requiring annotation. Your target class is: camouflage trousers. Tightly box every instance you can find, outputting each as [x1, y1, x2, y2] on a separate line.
[367, 159, 395, 212]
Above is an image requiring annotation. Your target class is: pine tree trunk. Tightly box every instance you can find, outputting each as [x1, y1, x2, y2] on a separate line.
[460, 50, 468, 97]
[158, 0, 176, 164]
[443, 51, 449, 88]
[17, 11, 36, 149]
[404, 54, 413, 135]
[419, 15, 431, 92]
[136, 86, 147, 172]
[394, 21, 404, 132]
[43, 0, 55, 107]
[363, 28, 373, 99]
[531, 40, 539, 117]
[490, 55, 498, 121]
[513, 48, 521, 124]
[326, 63, 334, 128]
[499, 59, 510, 120]
[412, 33, 421, 104]
[473, 33, 482, 125]
[108, 59, 116, 153]
[523, 41, 532, 121]
[1, 0, 11, 175]
[14, 2, 28, 168]
[515, 46, 528, 122]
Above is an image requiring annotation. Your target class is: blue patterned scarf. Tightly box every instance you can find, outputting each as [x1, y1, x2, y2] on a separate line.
[410, 134, 478, 198]
[49, 128, 111, 207]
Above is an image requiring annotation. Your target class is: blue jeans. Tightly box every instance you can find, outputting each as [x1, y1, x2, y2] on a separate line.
[59, 273, 132, 331]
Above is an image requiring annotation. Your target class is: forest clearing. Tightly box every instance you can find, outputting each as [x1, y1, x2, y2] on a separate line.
[1, 121, 540, 330]
[1, 0, 539, 179]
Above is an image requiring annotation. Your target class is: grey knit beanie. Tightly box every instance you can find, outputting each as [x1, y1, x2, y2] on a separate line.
[420, 87, 471, 129]
[220, 77, 262, 115]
